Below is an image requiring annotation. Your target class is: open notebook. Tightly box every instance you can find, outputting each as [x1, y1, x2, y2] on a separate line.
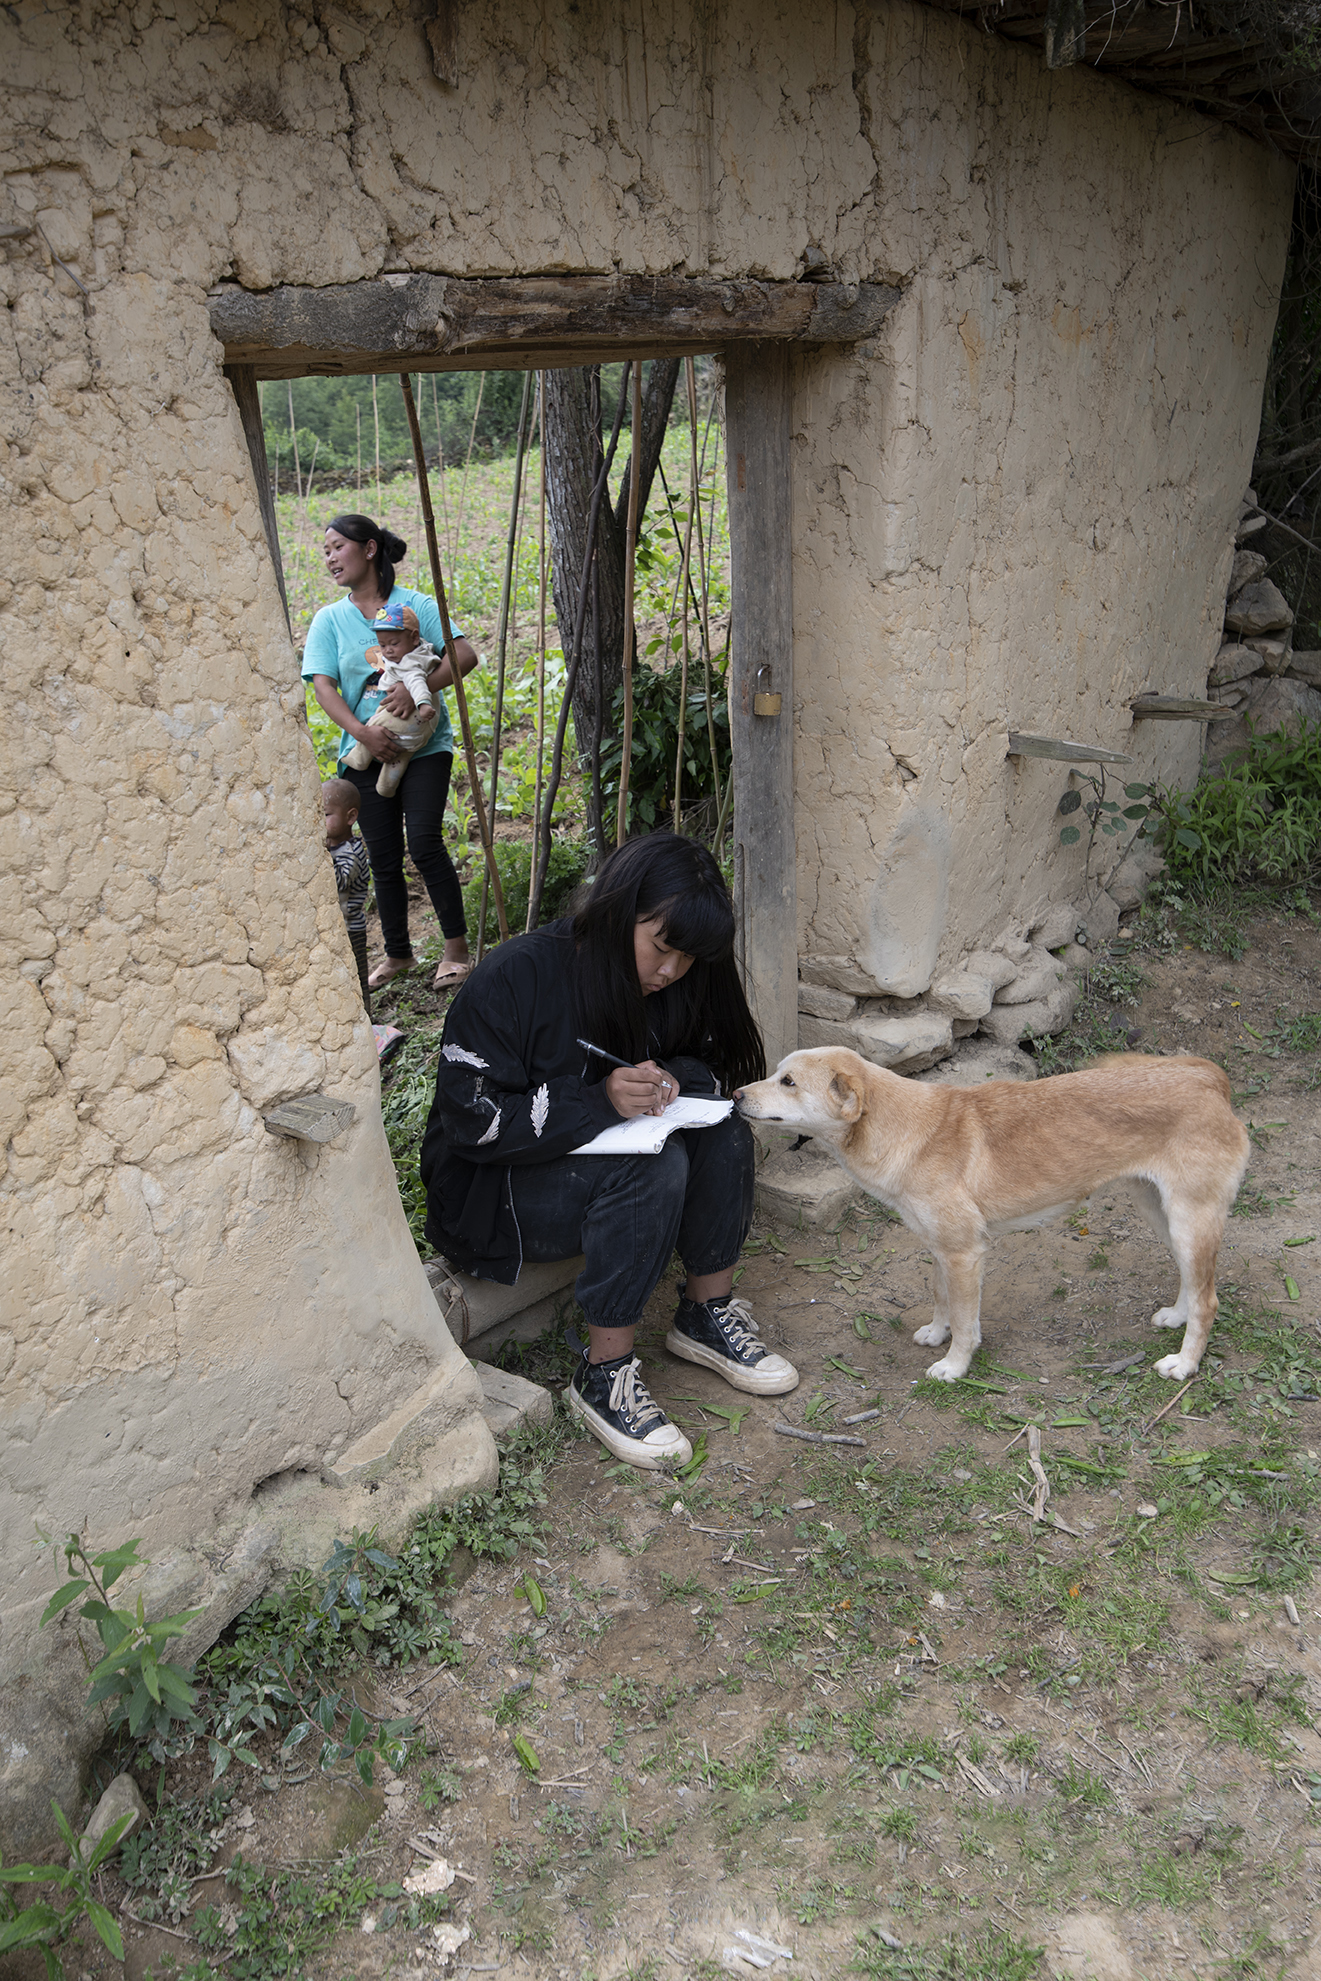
[570, 1094, 733, 1156]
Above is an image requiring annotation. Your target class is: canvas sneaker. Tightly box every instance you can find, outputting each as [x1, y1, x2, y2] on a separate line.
[666, 1290, 799, 1395]
[564, 1351, 693, 1471]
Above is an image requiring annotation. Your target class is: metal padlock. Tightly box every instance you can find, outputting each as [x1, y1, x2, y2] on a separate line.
[753, 664, 782, 717]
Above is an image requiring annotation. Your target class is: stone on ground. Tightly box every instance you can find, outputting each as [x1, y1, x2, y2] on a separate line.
[916, 1040, 1038, 1083]
[755, 1142, 859, 1227]
[74, 1772, 149, 1865]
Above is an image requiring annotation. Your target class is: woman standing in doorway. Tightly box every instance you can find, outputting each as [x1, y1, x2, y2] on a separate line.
[303, 513, 480, 992]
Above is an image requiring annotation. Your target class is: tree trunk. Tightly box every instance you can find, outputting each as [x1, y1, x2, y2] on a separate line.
[543, 360, 680, 852]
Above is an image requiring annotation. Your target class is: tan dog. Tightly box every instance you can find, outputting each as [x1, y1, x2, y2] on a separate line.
[735, 1048, 1249, 1383]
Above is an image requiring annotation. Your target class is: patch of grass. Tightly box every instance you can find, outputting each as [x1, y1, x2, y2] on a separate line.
[1003, 1732, 1040, 1766]
[1054, 1757, 1112, 1808]
[852, 1923, 1047, 1978]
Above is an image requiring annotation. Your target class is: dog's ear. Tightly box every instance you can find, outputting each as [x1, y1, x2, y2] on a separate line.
[827, 1071, 862, 1122]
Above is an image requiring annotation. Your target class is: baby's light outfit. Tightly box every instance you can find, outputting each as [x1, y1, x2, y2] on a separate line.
[345, 639, 441, 797]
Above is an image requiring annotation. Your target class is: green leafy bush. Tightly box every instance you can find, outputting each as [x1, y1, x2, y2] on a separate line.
[600, 661, 731, 832]
[460, 833, 592, 949]
[1157, 721, 1321, 888]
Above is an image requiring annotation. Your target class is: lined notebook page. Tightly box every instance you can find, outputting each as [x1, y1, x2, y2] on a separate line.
[570, 1095, 733, 1156]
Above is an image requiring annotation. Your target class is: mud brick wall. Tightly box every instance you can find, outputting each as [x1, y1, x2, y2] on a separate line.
[0, 0, 1292, 1847]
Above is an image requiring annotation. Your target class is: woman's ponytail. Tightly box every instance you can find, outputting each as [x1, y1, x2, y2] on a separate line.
[376, 527, 407, 596]
[328, 513, 408, 597]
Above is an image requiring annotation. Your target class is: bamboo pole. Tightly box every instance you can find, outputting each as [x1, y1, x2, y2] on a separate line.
[398, 373, 508, 941]
[453, 372, 485, 557]
[688, 357, 723, 828]
[479, 371, 534, 956]
[528, 372, 549, 931]
[615, 361, 643, 847]
[672, 430, 696, 828]
[287, 380, 302, 498]
[431, 373, 453, 565]
[372, 373, 381, 513]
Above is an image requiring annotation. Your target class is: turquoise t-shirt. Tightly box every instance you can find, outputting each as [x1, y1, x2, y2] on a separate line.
[301, 586, 459, 763]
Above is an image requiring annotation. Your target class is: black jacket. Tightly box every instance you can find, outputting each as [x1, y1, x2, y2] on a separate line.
[419, 921, 622, 1282]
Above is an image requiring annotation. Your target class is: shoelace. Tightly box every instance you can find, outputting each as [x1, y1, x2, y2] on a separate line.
[606, 1356, 666, 1430]
[708, 1295, 763, 1355]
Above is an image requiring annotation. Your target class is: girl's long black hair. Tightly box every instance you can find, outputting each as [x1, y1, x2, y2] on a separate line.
[328, 512, 407, 597]
[572, 833, 766, 1092]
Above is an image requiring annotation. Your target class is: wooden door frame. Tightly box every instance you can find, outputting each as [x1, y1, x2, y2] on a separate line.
[213, 274, 900, 1065]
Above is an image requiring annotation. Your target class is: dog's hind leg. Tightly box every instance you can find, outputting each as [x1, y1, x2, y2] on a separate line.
[1151, 1199, 1225, 1381]
[922, 1242, 988, 1382]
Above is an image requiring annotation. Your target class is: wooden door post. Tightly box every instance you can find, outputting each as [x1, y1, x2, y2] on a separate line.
[225, 363, 290, 632]
[725, 343, 797, 1071]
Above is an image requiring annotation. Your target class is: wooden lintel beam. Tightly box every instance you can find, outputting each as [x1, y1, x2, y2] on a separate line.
[207, 274, 901, 379]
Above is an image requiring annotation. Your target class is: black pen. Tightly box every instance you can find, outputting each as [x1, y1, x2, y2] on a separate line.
[576, 1037, 633, 1071]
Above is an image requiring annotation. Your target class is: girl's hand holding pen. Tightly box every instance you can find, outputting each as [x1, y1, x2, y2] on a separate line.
[604, 1060, 675, 1120]
[578, 1037, 676, 1120]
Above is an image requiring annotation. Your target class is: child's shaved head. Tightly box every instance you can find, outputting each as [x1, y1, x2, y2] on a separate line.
[322, 776, 359, 811]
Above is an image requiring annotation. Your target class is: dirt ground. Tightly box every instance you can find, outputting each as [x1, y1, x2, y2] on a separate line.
[19, 891, 1321, 1981]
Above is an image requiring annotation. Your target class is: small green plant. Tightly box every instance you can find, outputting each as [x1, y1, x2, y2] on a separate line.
[1155, 722, 1321, 889]
[38, 1533, 202, 1743]
[1057, 772, 1154, 887]
[419, 1764, 463, 1810]
[0, 1802, 133, 1976]
[1003, 1731, 1040, 1765]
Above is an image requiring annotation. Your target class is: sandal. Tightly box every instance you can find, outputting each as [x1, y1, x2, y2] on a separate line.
[432, 960, 472, 991]
[368, 955, 414, 990]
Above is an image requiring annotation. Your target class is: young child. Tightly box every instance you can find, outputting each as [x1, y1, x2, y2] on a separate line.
[343, 602, 441, 798]
[323, 776, 372, 1015]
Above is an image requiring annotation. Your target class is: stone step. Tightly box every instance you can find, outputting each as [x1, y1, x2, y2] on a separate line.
[476, 1362, 555, 1439]
[755, 1141, 860, 1228]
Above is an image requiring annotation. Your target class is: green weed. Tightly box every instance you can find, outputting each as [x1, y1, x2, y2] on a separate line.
[852, 1923, 1046, 1978]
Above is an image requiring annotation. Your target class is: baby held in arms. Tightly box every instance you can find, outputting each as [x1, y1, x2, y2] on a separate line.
[344, 602, 441, 797]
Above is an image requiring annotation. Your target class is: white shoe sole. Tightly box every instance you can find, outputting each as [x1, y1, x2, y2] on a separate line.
[664, 1332, 800, 1395]
[563, 1382, 693, 1470]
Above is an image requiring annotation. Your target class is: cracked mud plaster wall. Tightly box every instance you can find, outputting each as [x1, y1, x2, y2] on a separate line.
[0, 0, 502, 1831]
[794, 10, 1292, 989]
[0, 0, 1291, 1799]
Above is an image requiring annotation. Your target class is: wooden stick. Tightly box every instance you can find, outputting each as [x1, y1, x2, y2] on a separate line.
[478, 370, 533, 957]
[398, 373, 507, 940]
[774, 1422, 823, 1444]
[672, 400, 696, 828]
[1145, 1377, 1196, 1430]
[1026, 1424, 1051, 1521]
[842, 1407, 881, 1425]
[529, 372, 548, 931]
[616, 361, 643, 846]
[688, 356, 723, 830]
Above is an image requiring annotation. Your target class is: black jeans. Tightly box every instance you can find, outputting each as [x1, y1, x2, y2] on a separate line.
[344, 752, 467, 958]
[510, 1105, 755, 1332]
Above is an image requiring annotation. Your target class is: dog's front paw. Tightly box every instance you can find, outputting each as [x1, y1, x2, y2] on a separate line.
[1153, 1351, 1198, 1380]
[913, 1322, 950, 1348]
[925, 1356, 970, 1383]
[1150, 1306, 1183, 1331]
